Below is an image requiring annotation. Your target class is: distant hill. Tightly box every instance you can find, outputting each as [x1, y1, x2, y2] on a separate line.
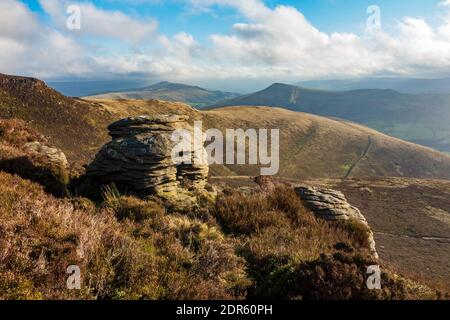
[1, 73, 450, 180]
[87, 81, 240, 108]
[47, 79, 148, 97]
[202, 106, 450, 180]
[298, 77, 450, 95]
[210, 83, 450, 152]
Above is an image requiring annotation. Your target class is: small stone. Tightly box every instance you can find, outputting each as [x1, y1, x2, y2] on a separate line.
[23, 141, 68, 169]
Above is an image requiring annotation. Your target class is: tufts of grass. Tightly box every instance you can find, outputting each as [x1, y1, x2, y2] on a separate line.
[336, 218, 373, 250]
[209, 185, 442, 300]
[0, 171, 250, 300]
[101, 184, 165, 222]
[213, 189, 291, 236]
[0, 169, 444, 300]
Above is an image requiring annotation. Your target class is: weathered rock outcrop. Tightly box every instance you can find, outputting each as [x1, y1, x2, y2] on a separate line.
[87, 115, 209, 203]
[23, 141, 68, 169]
[296, 186, 378, 260]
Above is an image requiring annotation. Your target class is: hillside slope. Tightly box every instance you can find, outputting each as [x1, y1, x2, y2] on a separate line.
[0, 119, 442, 299]
[210, 83, 450, 152]
[0, 75, 199, 162]
[88, 81, 239, 108]
[1, 74, 450, 180]
[2, 168, 441, 300]
[202, 107, 450, 179]
[0, 73, 113, 161]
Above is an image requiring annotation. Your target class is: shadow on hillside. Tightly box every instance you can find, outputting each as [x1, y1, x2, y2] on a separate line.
[0, 156, 69, 197]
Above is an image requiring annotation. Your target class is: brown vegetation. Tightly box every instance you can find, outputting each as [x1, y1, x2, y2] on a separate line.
[0, 119, 69, 196]
[211, 187, 442, 299]
[0, 172, 248, 300]
[0, 168, 445, 300]
[315, 177, 450, 292]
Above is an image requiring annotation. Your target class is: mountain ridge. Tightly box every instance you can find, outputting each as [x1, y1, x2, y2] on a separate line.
[87, 80, 240, 107]
[298, 77, 450, 94]
[210, 82, 450, 152]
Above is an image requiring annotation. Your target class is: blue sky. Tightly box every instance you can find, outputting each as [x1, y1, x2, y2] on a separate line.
[2, 0, 450, 90]
[25, 0, 441, 40]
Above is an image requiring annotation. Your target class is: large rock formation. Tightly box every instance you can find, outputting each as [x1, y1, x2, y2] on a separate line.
[87, 115, 209, 202]
[296, 186, 378, 260]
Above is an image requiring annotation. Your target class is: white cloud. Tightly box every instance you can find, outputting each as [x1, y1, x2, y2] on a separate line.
[1, 0, 450, 82]
[0, 0, 88, 77]
[185, 0, 450, 79]
[0, 0, 40, 39]
[39, 0, 158, 44]
[187, 0, 270, 19]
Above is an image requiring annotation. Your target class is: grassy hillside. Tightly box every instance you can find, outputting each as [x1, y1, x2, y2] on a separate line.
[210, 83, 450, 152]
[83, 100, 450, 180]
[306, 178, 450, 292]
[88, 81, 240, 108]
[202, 107, 450, 180]
[338, 178, 450, 290]
[0, 75, 198, 163]
[1, 74, 449, 299]
[0, 74, 113, 161]
[1, 73, 450, 180]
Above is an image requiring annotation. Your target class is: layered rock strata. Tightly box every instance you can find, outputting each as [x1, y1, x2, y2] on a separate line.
[296, 186, 378, 260]
[87, 115, 208, 199]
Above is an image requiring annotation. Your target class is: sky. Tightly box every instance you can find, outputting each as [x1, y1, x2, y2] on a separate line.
[2, 0, 450, 91]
